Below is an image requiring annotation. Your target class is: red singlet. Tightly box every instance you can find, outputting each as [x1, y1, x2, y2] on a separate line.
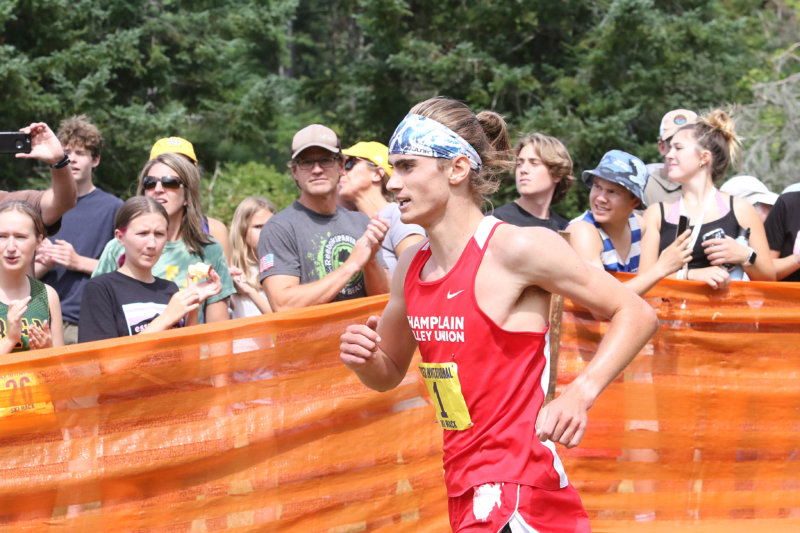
[404, 217, 571, 496]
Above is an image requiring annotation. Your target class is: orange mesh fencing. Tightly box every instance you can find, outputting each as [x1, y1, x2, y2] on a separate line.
[0, 279, 798, 531]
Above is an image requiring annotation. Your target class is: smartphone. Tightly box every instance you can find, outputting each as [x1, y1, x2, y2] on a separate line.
[676, 215, 689, 237]
[0, 132, 32, 154]
[702, 228, 725, 242]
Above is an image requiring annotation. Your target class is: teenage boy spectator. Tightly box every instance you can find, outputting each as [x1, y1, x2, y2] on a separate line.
[35, 115, 122, 344]
[9, 122, 77, 233]
[644, 109, 698, 207]
[567, 150, 691, 295]
[492, 133, 574, 231]
[149, 136, 232, 260]
[764, 188, 800, 281]
[257, 124, 390, 311]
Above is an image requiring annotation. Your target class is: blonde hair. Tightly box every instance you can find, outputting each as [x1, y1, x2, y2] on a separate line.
[679, 109, 741, 183]
[136, 152, 213, 257]
[229, 197, 276, 291]
[515, 133, 576, 205]
[408, 97, 514, 205]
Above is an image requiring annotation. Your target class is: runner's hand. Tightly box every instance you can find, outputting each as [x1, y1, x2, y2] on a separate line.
[340, 315, 381, 367]
[535, 385, 591, 448]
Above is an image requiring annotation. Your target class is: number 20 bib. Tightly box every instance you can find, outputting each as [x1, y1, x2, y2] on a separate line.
[419, 362, 472, 430]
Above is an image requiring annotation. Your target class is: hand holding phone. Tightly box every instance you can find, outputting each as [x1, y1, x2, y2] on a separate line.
[702, 228, 726, 242]
[0, 132, 32, 154]
[676, 215, 689, 238]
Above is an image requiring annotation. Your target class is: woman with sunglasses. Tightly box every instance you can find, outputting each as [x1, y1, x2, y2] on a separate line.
[93, 153, 235, 322]
[338, 141, 425, 274]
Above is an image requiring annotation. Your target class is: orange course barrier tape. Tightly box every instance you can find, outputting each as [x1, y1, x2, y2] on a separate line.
[0, 279, 798, 531]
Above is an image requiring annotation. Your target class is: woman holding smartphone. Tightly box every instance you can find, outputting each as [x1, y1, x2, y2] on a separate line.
[639, 109, 775, 289]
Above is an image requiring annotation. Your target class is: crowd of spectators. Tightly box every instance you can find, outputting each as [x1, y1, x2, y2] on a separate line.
[1, 106, 797, 356]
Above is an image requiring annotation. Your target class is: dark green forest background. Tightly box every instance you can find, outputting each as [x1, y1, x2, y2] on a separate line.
[2, 0, 799, 223]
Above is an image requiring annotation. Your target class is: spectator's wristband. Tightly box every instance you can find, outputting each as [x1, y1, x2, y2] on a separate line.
[50, 152, 70, 169]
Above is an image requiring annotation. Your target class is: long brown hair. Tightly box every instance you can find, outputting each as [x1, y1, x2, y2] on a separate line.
[136, 152, 213, 257]
[408, 97, 514, 206]
[229, 196, 276, 291]
[115, 196, 169, 231]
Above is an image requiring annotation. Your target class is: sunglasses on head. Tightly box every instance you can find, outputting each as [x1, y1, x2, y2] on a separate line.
[142, 175, 183, 190]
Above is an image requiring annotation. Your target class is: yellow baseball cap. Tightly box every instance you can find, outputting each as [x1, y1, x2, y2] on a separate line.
[150, 137, 197, 164]
[342, 141, 392, 176]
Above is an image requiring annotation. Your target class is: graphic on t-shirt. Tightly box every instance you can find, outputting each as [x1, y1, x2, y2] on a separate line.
[0, 317, 46, 351]
[310, 232, 364, 297]
[165, 265, 179, 282]
[122, 302, 169, 335]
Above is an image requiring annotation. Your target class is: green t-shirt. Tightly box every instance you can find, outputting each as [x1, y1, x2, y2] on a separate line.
[93, 237, 235, 322]
[0, 277, 51, 352]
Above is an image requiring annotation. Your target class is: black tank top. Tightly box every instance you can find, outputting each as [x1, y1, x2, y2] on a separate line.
[658, 196, 742, 269]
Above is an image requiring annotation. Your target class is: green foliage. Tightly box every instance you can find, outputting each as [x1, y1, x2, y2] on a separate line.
[203, 161, 297, 225]
[1, 0, 796, 221]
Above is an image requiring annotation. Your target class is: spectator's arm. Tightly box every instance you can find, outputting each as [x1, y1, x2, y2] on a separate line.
[16, 123, 77, 226]
[770, 250, 800, 280]
[207, 217, 232, 262]
[263, 260, 363, 312]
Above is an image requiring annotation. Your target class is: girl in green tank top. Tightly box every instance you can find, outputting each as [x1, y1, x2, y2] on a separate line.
[0, 201, 64, 353]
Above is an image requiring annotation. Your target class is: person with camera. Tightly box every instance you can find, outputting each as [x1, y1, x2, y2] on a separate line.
[257, 124, 390, 311]
[639, 109, 775, 289]
[33, 116, 123, 344]
[6, 122, 77, 234]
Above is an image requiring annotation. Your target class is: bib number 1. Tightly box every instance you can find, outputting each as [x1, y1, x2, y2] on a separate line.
[419, 362, 472, 430]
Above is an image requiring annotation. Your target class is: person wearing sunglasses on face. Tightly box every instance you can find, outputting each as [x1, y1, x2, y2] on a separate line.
[256, 124, 390, 312]
[149, 137, 232, 261]
[338, 141, 425, 275]
[92, 153, 235, 323]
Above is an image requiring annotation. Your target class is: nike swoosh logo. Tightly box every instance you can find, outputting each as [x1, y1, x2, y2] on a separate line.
[446, 290, 464, 299]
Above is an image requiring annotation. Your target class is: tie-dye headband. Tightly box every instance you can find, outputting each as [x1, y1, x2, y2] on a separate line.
[388, 114, 483, 171]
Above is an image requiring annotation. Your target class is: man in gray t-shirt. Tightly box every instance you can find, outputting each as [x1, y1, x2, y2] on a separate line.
[258, 124, 390, 311]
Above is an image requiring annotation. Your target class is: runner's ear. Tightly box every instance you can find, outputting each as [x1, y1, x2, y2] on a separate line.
[448, 155, 471, 186]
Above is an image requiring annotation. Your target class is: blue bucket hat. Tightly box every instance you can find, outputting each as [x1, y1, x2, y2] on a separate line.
[581, 150, 649, 206]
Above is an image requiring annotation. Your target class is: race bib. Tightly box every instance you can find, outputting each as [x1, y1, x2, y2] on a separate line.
[0, 371, 54, 418]
[419, 362, 472, 430]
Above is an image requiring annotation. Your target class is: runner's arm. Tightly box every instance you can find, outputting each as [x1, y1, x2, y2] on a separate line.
[340, 245, 419, 391]
[498, 226, 659, 447]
